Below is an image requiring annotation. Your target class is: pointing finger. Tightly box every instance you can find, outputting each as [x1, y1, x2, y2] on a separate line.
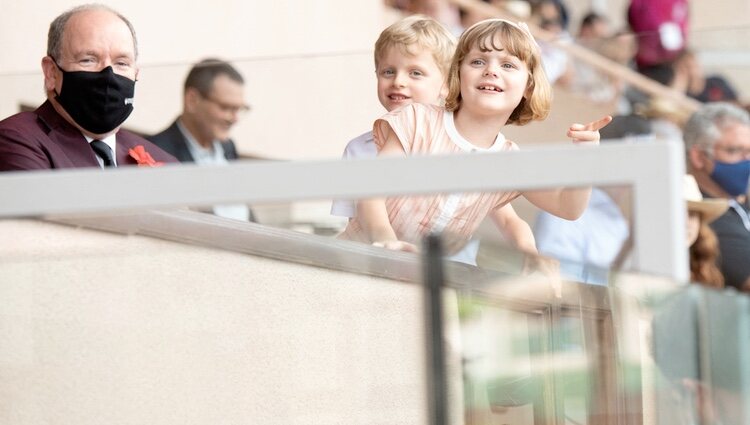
[584, 115, 613, 132]
[569, 123, 585, 131]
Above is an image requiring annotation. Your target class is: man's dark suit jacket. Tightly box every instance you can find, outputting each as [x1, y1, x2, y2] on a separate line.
[147, 119, 255, 222]
[147, 120, 238, 163]
[0, 100, 177, 171]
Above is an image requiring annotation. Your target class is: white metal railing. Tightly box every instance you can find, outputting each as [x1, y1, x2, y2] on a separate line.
[0, 139, 687, 282]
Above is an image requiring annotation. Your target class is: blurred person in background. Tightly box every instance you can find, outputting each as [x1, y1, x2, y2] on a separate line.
[570, 12, 638, 112]
[684, 174, 728, 288]
[684, 102, 750, 291]
[533, 114, 651, 285]
[627, 0, 688, 70]
[148, 59, 247, 164]
[529, 0, 574, 86]
[577, 11, 609, 42]
[148, 58, 254, 222]
[673, 49, 740, 104]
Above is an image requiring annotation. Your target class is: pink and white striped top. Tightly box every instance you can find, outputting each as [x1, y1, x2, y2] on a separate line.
[341, 103, 521, 253]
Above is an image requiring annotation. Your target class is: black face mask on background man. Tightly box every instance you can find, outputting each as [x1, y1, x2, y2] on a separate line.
[52, 59, 136, 135]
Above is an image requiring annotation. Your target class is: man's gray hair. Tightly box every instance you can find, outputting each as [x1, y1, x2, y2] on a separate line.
[47, 4, 138, 61]
[684, 102, 750, 150]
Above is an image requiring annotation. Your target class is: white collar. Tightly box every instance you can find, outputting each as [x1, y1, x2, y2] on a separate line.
[84, 133, 117, 166]
[443, 110, 506, 152]
[177, 120, 227, 165]
[729, 199, 750, 231]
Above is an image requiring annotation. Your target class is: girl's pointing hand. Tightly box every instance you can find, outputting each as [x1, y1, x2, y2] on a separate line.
[567, 115, 613, 144]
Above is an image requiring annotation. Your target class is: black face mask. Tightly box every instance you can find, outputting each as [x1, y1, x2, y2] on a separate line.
[53, 60, 136, 134]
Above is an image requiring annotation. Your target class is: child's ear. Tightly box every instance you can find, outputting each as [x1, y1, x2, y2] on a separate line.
[440, 82, 449, 100]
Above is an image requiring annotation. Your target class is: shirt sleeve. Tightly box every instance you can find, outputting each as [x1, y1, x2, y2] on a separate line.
[332, 132, 377, 218]
[341, 132, 377, 160]
[372, 104, 421, 154]
[330, 199, 355, 218]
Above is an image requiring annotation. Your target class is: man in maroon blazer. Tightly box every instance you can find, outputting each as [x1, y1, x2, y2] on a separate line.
[0, 4, 176, 171]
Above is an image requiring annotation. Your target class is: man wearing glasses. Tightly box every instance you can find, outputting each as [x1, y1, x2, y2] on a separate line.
[149, 59, 250, 164]
[685, 102, 750, 291]
[148, 59, 254, 222]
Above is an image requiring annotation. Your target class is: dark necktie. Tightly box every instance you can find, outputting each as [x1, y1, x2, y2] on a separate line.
[90, 140, 115, 167]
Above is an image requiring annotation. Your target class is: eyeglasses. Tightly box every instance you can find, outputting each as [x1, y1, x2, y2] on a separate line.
[201, 94, 251, 115]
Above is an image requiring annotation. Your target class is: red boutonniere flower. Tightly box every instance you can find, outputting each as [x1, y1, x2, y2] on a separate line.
[128, 145, 164, 167]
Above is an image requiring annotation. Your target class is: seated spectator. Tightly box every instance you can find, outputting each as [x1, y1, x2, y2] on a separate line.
[684, 102, 750, 291]
[0, 4, 176, 171]
[674, 49, 740, 104]
[530, 0, 569, 30]
[530, 0, 574, 86]
[627, 0, 688, 71]
[632, 50, 740, 118]
[149, 59, 248, 164]
[578, 12, 609, 43]
[533, 186, 629, 285]
[569, 12, 637, 109]
[148, 59, 254, 222]
[684, 174, 728, 288]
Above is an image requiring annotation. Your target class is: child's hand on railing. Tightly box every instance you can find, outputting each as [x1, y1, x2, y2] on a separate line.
[567, 115, 613, 144]
[372, 240, 419, 253]
[521, 252, 562, 298]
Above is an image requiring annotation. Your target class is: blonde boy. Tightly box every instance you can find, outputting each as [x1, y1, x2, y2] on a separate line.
[331, 15, 455, 217]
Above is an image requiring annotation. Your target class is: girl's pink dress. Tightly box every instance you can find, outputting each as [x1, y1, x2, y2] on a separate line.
[340, 103, 521, 253]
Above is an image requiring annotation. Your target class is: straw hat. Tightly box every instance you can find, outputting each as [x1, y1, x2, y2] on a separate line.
[685, 175, 729, 223]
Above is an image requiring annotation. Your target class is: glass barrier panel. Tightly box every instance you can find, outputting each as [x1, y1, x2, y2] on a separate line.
[0, 168, 670, 425]
[442, 261, 750, 425]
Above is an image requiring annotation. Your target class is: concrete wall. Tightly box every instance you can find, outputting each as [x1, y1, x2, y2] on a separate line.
[0, 218, 430, 424]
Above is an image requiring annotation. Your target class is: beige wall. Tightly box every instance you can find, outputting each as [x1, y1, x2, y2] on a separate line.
[691, 0, 750, 31]
[0, 219, 432, 424]
[0, 1, 399, 160]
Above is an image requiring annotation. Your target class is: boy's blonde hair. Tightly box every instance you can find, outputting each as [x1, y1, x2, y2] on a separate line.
[374, 15, 456, 76]
[445, 19, 552, 125]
